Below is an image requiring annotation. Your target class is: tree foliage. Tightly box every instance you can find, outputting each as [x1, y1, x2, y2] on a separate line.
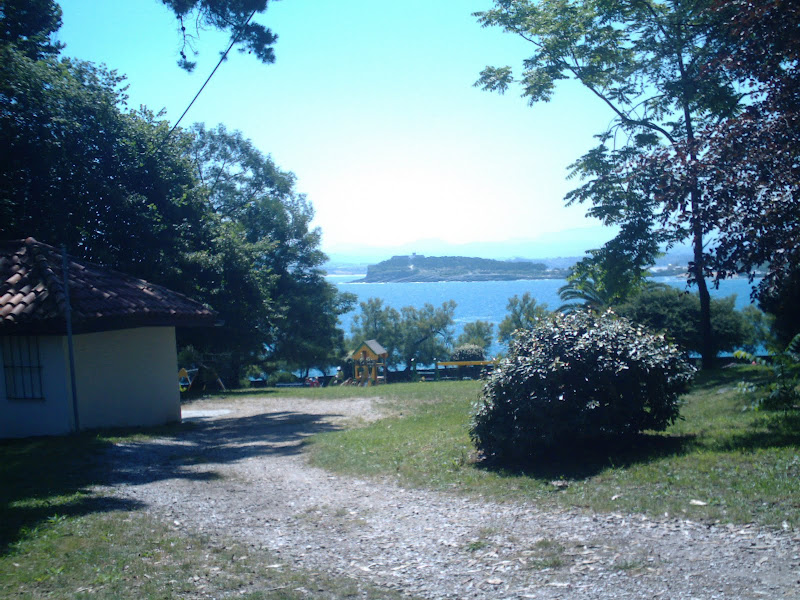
[475, 0, 742, 368]
[0, 47, 213, 286]
[397, 301, 457, 371]
[159, 0, 278, 70]
[349, 299, 457, 370]
[0, 7, 351, 384]
[0, 0, 63, 59]
[497, 292, 550, 345]
[456, 320, 494, 352]
[641, 1, 800, 323]
[757, 268, 800, 349]
[615, 289, 746, 356]
[187, 124, 356, 374]
[471, 311, 695, 463]
[349, 298, 402, 366]
[557, 277, 613, 314]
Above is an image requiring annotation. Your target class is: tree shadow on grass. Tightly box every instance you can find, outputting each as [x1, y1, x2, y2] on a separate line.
[0, 408, 346, 556]
[476, 410, 800, 481]
[0, 434, 144, 555]
[474, 432, 699, 481]
[719, 412, 800, 451]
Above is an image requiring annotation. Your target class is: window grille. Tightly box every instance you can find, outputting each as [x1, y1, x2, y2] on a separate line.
[2, 336, 44, 400]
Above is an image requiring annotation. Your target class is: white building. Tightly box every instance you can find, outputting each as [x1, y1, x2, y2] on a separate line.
[0, 238, 216, 439]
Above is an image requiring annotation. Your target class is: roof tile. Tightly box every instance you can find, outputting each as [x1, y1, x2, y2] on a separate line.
[0, 238, 216, 334]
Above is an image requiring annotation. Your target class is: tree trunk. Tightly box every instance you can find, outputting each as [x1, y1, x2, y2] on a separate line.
[691, 192, 715, 370]
[678, 42, 714, 370]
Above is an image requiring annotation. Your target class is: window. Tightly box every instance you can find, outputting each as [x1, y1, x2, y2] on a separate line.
[2, 336, 44, 400]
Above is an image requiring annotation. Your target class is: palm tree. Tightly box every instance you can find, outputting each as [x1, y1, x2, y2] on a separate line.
[557, 279, 612, 314]
[558, 278, 668, 313]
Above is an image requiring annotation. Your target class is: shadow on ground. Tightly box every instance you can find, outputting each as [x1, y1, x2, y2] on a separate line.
[476, 410, 800, 481]
[474, 432, 699, 481]
[0, 407, 343, 555]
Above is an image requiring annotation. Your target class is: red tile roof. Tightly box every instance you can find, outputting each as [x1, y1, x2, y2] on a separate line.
[0, 238, 216, 334]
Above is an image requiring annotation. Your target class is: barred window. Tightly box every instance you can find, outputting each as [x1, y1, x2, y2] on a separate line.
[2, 336, 44, 400]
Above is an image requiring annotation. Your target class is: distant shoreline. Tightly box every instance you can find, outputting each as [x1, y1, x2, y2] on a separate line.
[352, 272, 569, 283]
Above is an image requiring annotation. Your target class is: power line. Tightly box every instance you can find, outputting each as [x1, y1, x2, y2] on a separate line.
[160, 9, 258, 147]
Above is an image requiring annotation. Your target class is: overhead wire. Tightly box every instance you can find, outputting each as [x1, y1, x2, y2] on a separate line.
[159, 8, 259, 148]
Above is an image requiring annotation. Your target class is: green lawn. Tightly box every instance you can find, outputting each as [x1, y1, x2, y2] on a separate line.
[307, 367, 800, 529]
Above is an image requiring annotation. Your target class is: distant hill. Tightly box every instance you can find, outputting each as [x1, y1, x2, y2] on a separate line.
[324, 227, 617, 264]
[355, 254, 570, 283]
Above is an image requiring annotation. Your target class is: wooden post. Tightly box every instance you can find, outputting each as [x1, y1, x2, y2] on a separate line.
[62, 247, 80, 433]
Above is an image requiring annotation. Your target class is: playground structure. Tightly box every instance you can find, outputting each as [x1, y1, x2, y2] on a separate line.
[348, 340, 388, 386]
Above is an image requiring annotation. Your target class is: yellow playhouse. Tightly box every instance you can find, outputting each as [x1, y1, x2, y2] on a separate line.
[350, 340, 388, 385]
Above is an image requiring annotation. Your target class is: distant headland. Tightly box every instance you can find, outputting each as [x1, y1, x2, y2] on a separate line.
[354, 254, 571, 283]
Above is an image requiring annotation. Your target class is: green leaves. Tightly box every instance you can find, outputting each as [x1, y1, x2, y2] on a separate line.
[471, 310, 695, 462]
[159, 0, 277, 69]
[475, 0, 753, 369]
[456, 320, 495, 352]
[349, 299, 457, 370]
[497, 292, 550, 345]
[0, 24, 350, 383]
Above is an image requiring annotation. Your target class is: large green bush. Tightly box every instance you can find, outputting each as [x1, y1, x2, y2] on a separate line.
[470, 311, 695, 462]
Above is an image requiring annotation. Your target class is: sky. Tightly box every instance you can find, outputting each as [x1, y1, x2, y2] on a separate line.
[55, 0, 618, 258]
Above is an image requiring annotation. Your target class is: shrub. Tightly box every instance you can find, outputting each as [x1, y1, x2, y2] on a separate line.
[470, 311, 695, 462]
[267, 371, 298, 386]
[450, 344, 485, 362]
[734, 333, 800, 412]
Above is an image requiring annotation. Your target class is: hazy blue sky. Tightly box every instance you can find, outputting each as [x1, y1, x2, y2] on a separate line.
[55, 0, 617, 256]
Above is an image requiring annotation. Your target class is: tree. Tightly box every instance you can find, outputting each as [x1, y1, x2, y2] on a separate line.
[159, 0, 279, 70]
[561, 221, 666, 310]
[558, 271, 668, 314]
[0, 0, 63, 59]
[476, 0, 740, 368]
[456, 320, 494, 352]
[0, 10, 353, 385]
[0, 46, 214, 286]
[643, 1, 800, 331]
[349, 298, 402, 367]
[557, 278, 612, 314]
[616, 288, 746, 356]
[757, 268, 800, 349]
[349, 299, 457, 371]
[740, 305, 777, 355]
[397, 301, 457, 371]
[497, 292, 550, 345]
[188, 123, 356, 374]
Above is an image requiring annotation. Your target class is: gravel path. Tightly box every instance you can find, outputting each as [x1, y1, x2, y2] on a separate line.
[101, 396, 800, 599]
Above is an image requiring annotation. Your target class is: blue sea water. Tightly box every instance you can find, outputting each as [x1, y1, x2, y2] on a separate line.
[331, 275, 760, 358]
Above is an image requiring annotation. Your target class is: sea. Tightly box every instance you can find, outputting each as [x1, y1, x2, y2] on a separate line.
[330, 275, 761, 358]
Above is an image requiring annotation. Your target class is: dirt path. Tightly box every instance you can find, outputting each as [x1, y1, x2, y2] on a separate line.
[101, 395, 800, 599]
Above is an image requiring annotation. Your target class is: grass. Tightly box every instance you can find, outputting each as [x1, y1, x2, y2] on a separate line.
[0, 427, 408, 599]
[0, 510, 405, 599]
[306, 366, 800, 529]
[2, 369, 796, 595]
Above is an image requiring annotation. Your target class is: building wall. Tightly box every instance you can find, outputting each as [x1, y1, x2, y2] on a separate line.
[73, 327, 180, 430]
[0, 335, 74, 438]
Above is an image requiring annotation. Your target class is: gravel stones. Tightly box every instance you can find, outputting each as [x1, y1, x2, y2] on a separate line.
[99, 396, 800, 599]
